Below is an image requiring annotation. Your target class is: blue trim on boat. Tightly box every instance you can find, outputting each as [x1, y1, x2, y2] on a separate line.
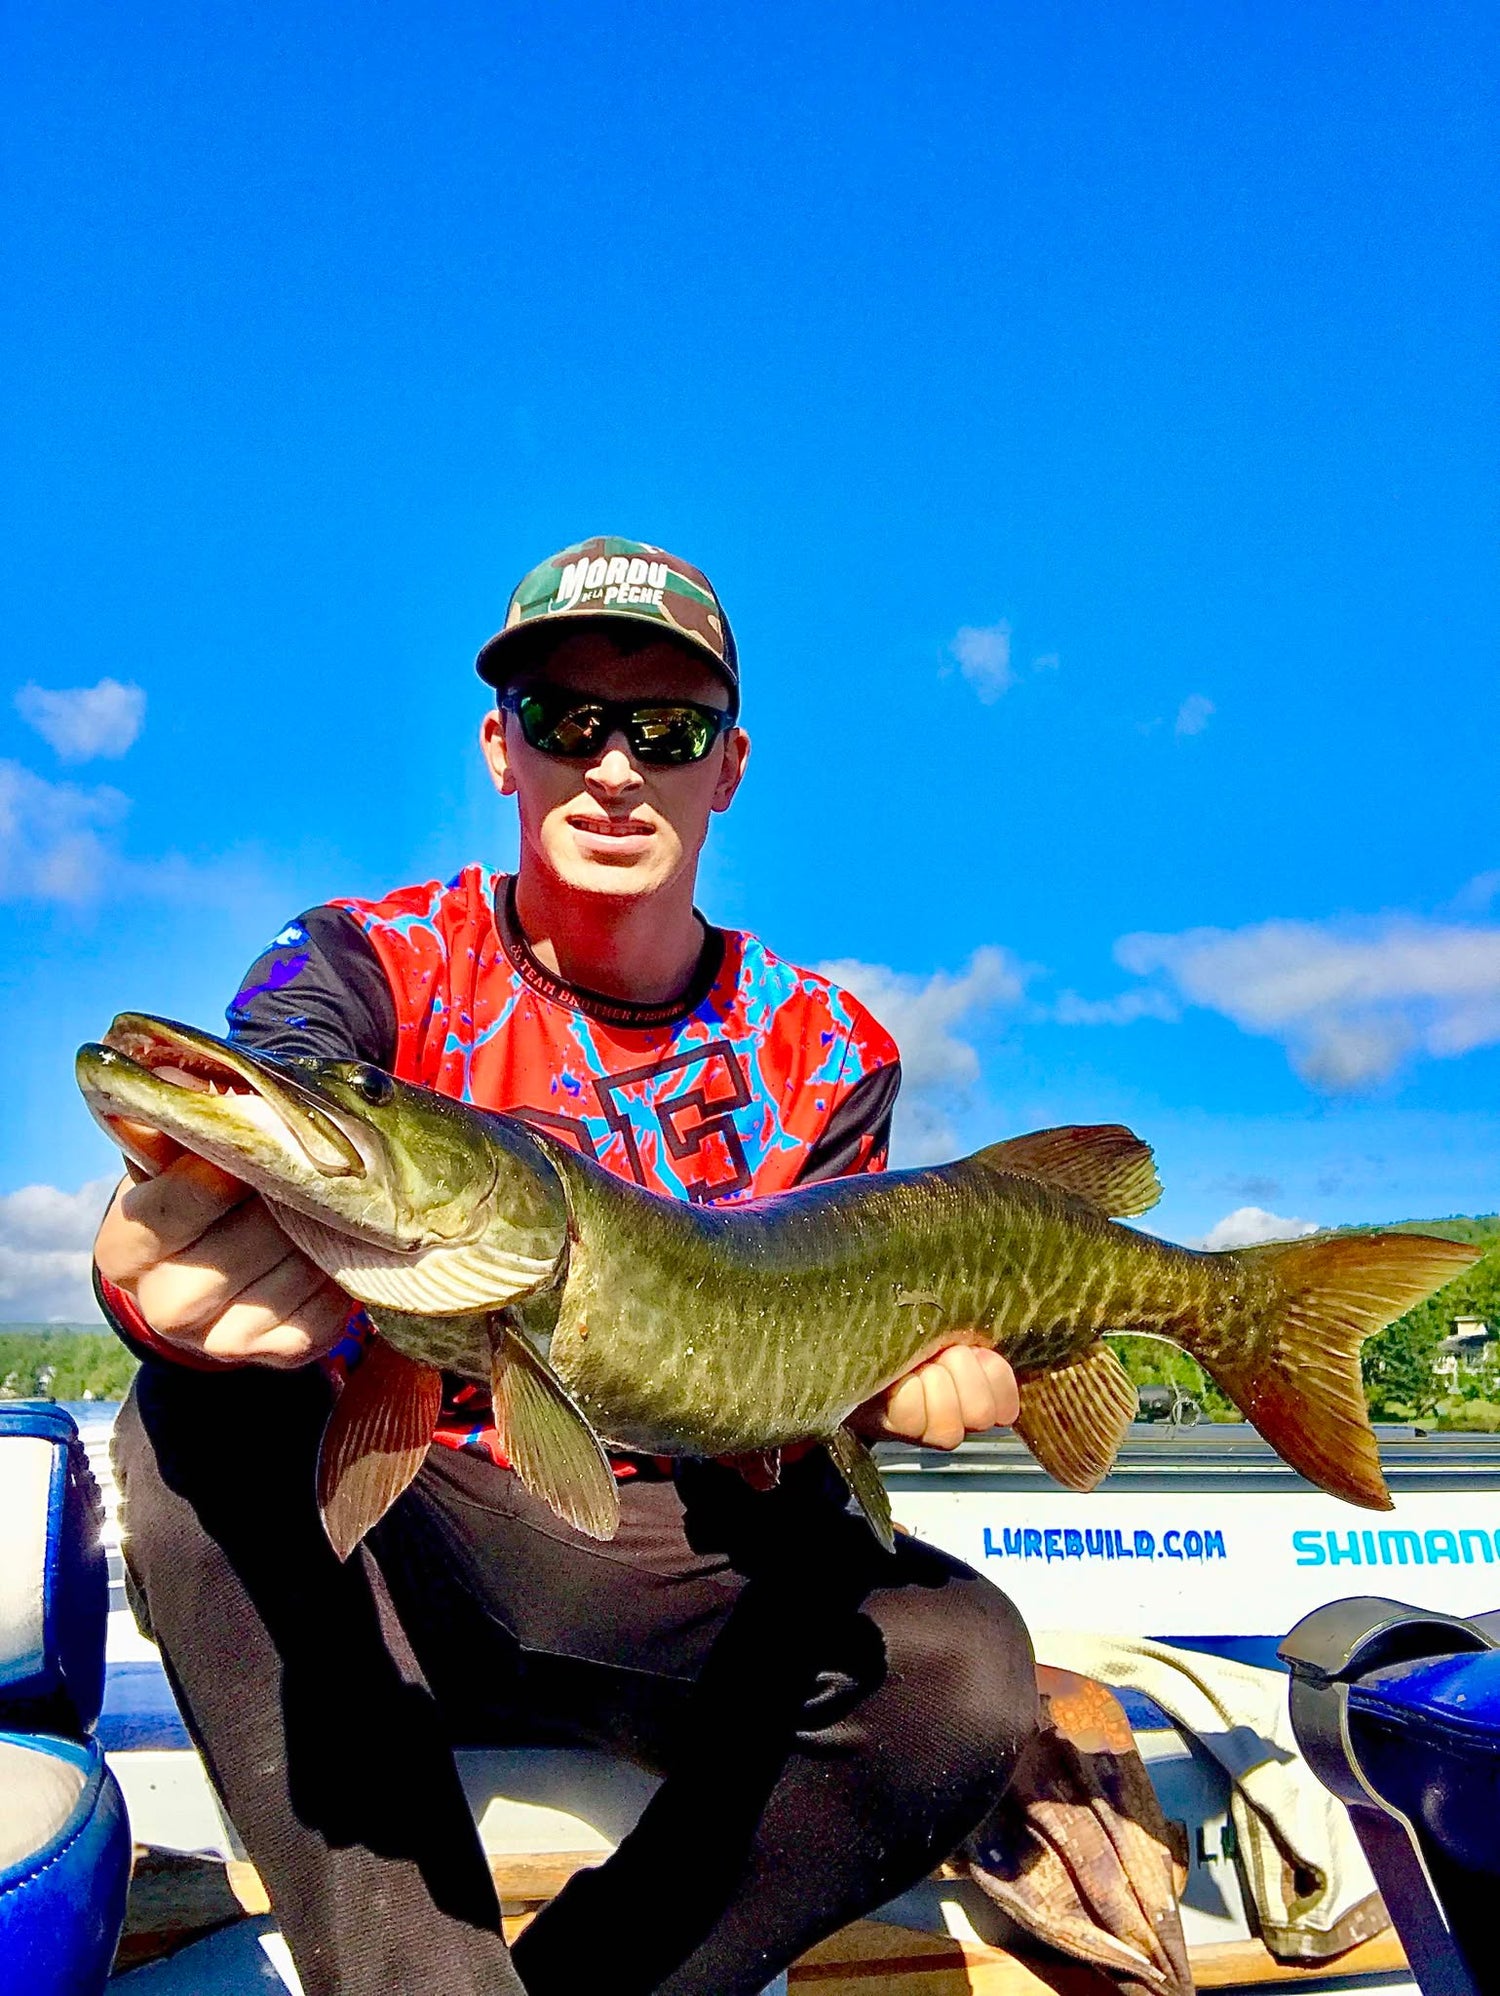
[100, 1662, 193, 1751]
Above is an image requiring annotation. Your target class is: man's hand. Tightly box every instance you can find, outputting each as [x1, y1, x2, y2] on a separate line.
[851, 1345, 1019, 1450]
[93, 1119, 351, 1369]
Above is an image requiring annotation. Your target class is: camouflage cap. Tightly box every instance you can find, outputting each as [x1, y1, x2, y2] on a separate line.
[476, 537, 740, 714]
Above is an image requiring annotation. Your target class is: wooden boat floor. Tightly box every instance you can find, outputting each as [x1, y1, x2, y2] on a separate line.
[118, 1847, 1410, 1990]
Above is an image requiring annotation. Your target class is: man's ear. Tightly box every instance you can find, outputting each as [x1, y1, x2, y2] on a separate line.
[710, 728, 750, 814]
[480, 709, 518, 797]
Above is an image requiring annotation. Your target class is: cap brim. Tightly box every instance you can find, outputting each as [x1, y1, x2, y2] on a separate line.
[475, 611, 739, 712]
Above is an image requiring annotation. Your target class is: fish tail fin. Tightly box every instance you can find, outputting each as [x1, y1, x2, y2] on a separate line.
[1197, 1231, 1480, 1511]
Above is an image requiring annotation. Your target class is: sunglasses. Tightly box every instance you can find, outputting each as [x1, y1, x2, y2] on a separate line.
[501, 686, 736, 766]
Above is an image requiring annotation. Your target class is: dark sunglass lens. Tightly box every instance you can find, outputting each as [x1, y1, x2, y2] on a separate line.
[631, 707, 717, 763]
[517, 693, 606, 758]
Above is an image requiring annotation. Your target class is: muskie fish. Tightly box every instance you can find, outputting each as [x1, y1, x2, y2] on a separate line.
[79, 1015, 1480, 1558]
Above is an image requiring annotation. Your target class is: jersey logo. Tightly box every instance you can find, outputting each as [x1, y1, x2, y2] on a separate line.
[513, 1106, 601, 1159]
[594, 1041, 753, 1200]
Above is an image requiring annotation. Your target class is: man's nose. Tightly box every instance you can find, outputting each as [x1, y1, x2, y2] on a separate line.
[587, 735, 642, 789]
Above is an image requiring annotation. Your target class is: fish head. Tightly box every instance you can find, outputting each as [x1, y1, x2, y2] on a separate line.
[76, 1014, 566, 1264]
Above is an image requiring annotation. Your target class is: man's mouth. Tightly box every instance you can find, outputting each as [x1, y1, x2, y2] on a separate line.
[566, 815, 655, 841]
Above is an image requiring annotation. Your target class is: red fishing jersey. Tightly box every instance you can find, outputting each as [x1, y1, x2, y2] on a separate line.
[105, 867, 902, 1466]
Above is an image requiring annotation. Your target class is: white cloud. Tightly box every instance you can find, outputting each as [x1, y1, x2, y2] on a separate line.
[0, 760, 130, 902]
[15, 679, 146, 762]
[950, 622, 1014, 703]
[818, 946, 1029, 1162]
[1052, 988, 1179, 1026]
[1174, 693, 1214, 737]
[1197, 1206, 1319, 1251]
[1117, 916, 1500, 1090]
[0, 756, 259, 907]
[0, 1177, 116, 1322]
[1449, 870, 1500, 916]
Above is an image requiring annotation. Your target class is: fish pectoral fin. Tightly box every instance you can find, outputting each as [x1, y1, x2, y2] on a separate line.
[825, 1424, 895, 1554]
[490, 1326, 621, 1542]
[317, 1338, 443, 1561]
[1014, 1341, 1138, 1492]
[971, 1126, 1161, 1219]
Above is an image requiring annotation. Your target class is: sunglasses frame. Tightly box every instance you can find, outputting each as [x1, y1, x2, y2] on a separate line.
[500, 686, 737, 766]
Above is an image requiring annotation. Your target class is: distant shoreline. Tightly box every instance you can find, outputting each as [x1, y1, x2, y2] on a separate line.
[0, 1321, 108, 1334]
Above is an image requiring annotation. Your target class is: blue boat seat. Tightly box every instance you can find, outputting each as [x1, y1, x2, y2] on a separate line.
[1282, 1595, 1500, 1995]
[0, 1405, 130, 1996]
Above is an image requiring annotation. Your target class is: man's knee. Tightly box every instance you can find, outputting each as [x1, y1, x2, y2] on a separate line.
[880, 1556, 1040, 1792]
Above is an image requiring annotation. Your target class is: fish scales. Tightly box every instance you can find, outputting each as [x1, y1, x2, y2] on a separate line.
[541, 1147, 1245, 1456]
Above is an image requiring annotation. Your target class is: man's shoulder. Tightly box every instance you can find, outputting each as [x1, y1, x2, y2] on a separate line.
[721, 927, 900, 1073]
[331, 864, 499, 948]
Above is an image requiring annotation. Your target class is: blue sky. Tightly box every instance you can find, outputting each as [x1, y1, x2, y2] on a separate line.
[2, 1, 1496, 1317]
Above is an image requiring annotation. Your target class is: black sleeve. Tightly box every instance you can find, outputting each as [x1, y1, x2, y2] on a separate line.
[795, 1061, 902, 1184]
[225, 906, 397, 1065]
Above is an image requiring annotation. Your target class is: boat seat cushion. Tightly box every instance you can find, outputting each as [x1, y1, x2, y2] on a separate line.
[0, 1405, 108, 1735]
[0, 1737, 87, 1869]
[0, 1733, 130, 1996]
[1350, 1647, 1500, 1753]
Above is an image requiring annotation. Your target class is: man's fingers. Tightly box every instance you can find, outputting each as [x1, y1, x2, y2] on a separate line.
[876, 1370, 929, 1439]
[980, 1348, 1021, 1427]
[132, 1200, 299, 1336]
[962, 1346, 1020, 1428]
[109, 1117, 185, 1179]
[98, 1154, 254, 1282]
[933, 1345, 1003, 1434]
[197, 1276, 351, 1370]
[916, 1361, 965, 1451]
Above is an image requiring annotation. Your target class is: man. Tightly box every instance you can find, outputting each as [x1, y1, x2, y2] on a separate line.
[93, 538, 1036, 1996]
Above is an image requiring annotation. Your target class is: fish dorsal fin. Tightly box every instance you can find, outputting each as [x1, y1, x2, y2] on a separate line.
[267, 1199, 559, 1313]
[490, 1323, 621, 1541]
[317, 1338, 443, 1561]
[1014, 1341, 1138, 1491]
[825, 1424, 895, 1553]
[972, 1126, 1161, 1218]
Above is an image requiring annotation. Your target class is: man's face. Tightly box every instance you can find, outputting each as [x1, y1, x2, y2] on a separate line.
[479, 629, 750, 907]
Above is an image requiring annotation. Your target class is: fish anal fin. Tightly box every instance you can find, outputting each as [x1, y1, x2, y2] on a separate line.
[826, 1424, 895, 1553]
[973, 1126, 1161, 1219]
[1203, 1231, 1482, 1512]
[317, 1338, 443, 1561]
[1014, 1342, 1138, 1491]
[491, 1327, 621, 1541]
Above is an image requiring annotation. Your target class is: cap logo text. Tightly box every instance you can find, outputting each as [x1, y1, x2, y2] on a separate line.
[553, 554, 670, 614]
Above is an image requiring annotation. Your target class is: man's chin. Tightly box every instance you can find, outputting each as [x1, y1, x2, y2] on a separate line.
[551, 846, 671, 899]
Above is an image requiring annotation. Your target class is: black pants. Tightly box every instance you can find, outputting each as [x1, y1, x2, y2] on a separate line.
[114, 1358, 1037, 1996]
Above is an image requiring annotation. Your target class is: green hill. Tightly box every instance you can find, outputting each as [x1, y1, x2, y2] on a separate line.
[0, 1329, 138, 1403]
[1358, 1214, 1500, 1422]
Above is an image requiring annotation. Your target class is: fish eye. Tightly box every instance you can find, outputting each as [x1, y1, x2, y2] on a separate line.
[350, 1066, 395, 1106]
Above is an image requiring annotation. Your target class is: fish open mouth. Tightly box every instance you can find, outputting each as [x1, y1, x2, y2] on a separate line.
[95, 1014, 365, 1177]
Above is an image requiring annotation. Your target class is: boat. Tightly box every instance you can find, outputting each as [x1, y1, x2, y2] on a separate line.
[87, 1405, 1500, 1992]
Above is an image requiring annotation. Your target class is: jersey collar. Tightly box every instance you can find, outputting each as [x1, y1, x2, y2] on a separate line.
[493, 875, 727, 1027]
